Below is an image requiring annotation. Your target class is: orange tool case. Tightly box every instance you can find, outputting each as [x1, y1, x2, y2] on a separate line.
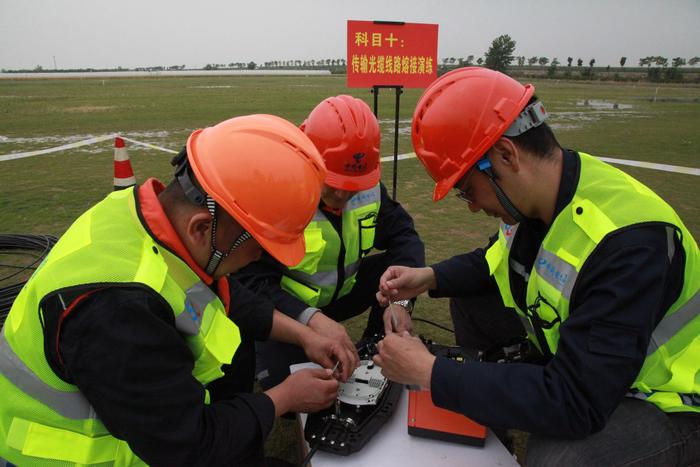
[407, 389, 487, 446]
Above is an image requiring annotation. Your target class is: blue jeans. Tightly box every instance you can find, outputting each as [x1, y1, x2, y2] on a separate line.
[526, 397, 700, 466]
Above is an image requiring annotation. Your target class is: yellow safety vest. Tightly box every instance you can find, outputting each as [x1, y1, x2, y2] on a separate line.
[485, 153, 700, 414]
[281, 184, 381, 308]
[0, 187, 241, 466]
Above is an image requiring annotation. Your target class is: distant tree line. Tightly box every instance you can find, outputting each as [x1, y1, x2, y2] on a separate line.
[3, 42, 698, 83]
[1, 64, 187, 73]
[434, 34, 700, 84]
[2, 59, 350, 74]
[202, 59, 348, 72]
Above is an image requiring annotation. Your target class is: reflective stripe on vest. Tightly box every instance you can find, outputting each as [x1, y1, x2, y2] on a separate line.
[285, 261, 361, 287]
[282, 184, 381, 307]
[627, 389, 700, 409]
[509, 258, 530, 282]
[487, 224, 538, 339]
[347, 186, 381, 210]
[175, 281, 220, 335]
[533, 247, 577, 300]
[647, 289, 700, 355]
[531, 227, 683, 307]
[503, 223, 518, 250]
[0, 186, 239, 466]
[0, 331, 95, 420]
[485, 153, 700, 414]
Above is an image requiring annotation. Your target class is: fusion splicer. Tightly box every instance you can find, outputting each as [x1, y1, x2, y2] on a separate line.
[407, 337, 488, 446]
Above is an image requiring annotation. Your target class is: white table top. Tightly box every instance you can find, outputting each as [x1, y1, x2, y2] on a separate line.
[300, 388, 519, 467]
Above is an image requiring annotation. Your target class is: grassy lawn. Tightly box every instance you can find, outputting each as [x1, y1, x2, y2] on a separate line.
[1, 75, 699, 464]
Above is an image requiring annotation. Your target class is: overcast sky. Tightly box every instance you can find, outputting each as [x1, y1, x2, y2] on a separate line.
[1, 0, 698, 70]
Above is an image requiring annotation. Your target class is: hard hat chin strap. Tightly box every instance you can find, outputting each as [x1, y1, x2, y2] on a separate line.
[476, 100, 546, 223]
[171, 152, 252, 275]
[204, 196, 252, 276]
[173, 149, 207, 206]
[476, 158, 526, 224]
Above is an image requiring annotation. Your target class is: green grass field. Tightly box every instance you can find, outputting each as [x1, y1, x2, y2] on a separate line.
[1, 75, 699, 464]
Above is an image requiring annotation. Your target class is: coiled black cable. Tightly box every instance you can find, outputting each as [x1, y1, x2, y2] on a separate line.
[0, 234, 57, 325]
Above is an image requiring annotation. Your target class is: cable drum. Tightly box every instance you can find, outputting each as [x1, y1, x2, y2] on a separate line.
[0, 234, 58, 326]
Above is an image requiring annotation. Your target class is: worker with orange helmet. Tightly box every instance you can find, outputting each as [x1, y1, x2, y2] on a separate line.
[235, 95, 425, 390]
[0, 115, 354, 466]
[373, 67, 700, 465]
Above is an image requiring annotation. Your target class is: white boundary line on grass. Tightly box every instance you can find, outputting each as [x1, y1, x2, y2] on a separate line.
[597, 156, 700, 176]
[2, 136, 699, 176]
[0, 134, 117, 162]
[382, 152, 700, 176]
[0, 134, 178, 162]
[120, 136, 178, 154]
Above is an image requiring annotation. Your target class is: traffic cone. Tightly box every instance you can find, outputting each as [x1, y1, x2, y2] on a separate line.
[113, 136, 136, 190]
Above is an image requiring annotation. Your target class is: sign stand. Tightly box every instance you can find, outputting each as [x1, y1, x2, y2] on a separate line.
[371, 85, 403, 200]
[347, 19, 438, 200]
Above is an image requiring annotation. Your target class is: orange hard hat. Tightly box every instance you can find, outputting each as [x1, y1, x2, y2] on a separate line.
[412, 67, 534, 201]
[186, 115, 327, 266]
[301, 95, 380, 192]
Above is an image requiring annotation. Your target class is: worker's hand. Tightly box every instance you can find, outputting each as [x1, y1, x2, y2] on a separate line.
[376, 266, 437, 306]
[266, 368, 339, 416]
[308, 312, 360, 379]
[372, 332, 436, 390]
[300, 323, 358, 382]
[382, 303, 413, 335]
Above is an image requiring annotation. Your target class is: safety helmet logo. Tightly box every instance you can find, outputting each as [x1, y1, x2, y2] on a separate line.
[303, 95, 381, 192]
[344, 152, 368, 174]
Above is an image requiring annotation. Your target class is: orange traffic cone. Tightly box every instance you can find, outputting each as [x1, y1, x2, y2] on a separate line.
[113, 136, 136, 190]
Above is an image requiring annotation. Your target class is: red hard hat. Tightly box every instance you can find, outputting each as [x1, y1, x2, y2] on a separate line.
[412, 67, 534, 201]
[187, 115, 327, 266]
[301, 95, 380, 192]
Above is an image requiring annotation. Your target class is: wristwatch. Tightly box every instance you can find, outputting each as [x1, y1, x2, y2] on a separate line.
[392, 299, 414, 315]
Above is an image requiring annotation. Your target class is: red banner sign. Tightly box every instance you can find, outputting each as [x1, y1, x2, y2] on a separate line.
[347, 20, 438, 88]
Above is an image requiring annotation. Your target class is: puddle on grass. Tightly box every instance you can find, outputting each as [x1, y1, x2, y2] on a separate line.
[376, 110, 645, 137]
[549, 123, 584, 131]
[546, 100, 644, 130]
[393, 101, 643, 136]
[575, 99, 633, 110]
[642, 97, 700, 103]
[188, 85, 240, 89]
[378, 119, 411, 138]
[1, 99, 647, 155]
[64, 105, 117, 113]
[378, 119, 412, 125]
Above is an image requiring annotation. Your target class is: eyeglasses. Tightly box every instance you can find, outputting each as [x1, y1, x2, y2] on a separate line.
[454, 168, 477, 203]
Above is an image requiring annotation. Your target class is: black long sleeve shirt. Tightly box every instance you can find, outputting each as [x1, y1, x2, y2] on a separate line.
[55, 277, 276, 466]
[235, 182, 425, 318]
[429, 150, 686, 438]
